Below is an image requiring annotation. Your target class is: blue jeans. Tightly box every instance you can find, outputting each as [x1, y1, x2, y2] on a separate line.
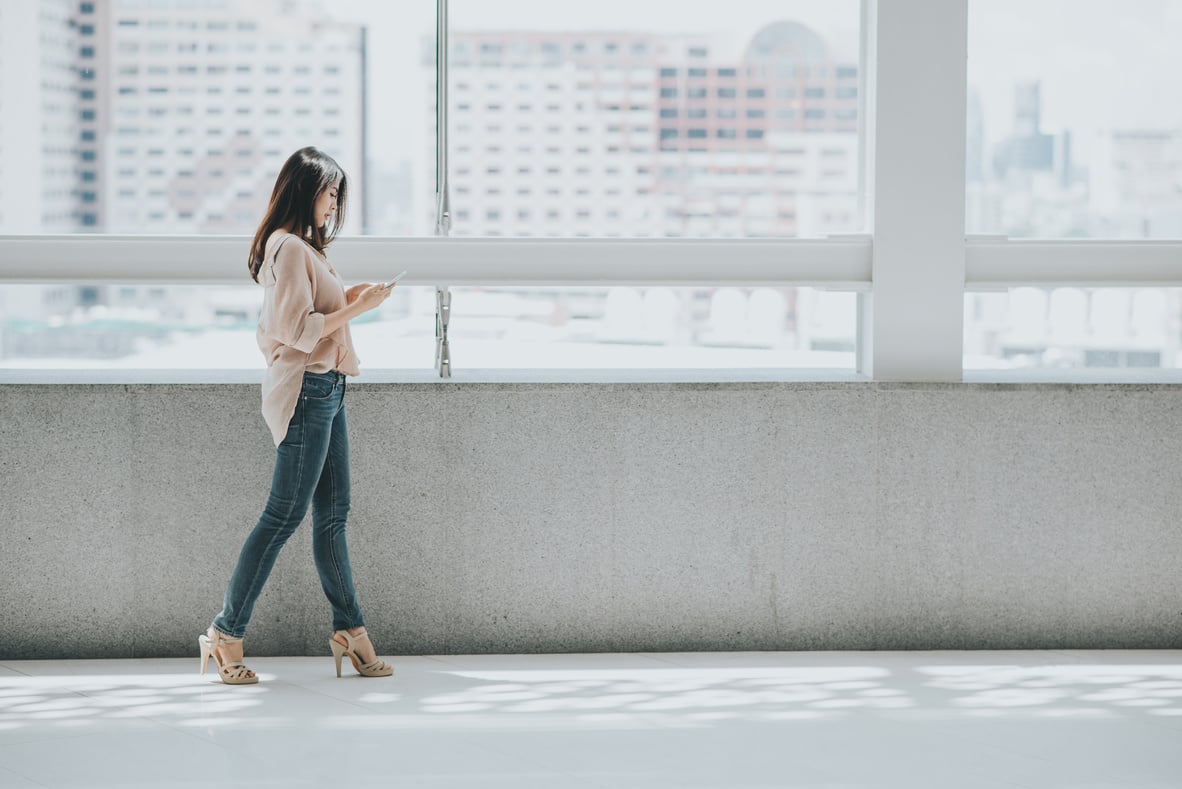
[212, 370, 365, 638]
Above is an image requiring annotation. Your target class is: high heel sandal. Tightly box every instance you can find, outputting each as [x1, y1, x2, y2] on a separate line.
[198, 628, 259, 685]
[330, 629, 393, 678]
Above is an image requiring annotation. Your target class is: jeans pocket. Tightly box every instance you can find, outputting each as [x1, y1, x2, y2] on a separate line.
[302, 374, 337, 401]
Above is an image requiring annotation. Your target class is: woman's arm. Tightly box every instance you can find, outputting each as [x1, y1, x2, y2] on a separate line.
[322, 283, 392, 335]
[263, 241, 393, 348]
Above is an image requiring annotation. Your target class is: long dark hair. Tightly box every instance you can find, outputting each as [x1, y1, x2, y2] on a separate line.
[248, 146, 348, 282]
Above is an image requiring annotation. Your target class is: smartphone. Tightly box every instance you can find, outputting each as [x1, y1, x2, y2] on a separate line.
[382, 271, 408, 288]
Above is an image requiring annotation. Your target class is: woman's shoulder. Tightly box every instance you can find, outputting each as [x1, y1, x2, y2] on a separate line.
[266, 231, 308, 264]
[266, 229, 295, 253]
[269, 230, 325, 261]
[259, 232, 313, 286]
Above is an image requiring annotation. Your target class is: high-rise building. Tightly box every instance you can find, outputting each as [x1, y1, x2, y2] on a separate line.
[0, 0, 82, 232]
[427, 22, 860, 239]
[3, 0, 367, 235]
[1090, 129, 1182, 238]
[0, 0, 369, 361]
[992, 82, 1054, 179]
[94, 0, 366, 234]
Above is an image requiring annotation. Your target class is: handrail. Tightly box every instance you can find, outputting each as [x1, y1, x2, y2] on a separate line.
[0, 235, 875, 287]
[6, 235, 1182, 287]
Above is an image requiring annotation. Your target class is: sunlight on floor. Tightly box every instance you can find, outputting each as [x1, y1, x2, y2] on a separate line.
[1, 651, 1181, 788]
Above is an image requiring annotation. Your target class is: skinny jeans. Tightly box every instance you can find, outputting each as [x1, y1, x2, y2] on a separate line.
[212, 370, 364, 638]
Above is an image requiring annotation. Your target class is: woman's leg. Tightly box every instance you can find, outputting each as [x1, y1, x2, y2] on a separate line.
[212, 375, 341, 638]
[310, 399, 366, 632]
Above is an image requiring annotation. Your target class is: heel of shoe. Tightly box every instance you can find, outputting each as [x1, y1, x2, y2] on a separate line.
[329, 638, 346, 678]
[198, 634, 212, 676]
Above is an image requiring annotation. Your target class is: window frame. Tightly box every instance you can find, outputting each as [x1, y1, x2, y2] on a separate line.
[2, 0, 1179, 381]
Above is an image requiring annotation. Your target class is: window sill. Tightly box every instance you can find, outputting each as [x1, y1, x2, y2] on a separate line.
[0, 368, 868, 386]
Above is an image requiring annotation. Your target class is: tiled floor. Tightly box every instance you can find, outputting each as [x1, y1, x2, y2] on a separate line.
[1, 650, 1181, 788]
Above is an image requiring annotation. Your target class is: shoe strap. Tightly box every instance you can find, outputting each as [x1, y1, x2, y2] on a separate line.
[337, 629, 368, 649]
[221, 662, 253, 678]
[209, 628, 244, 646]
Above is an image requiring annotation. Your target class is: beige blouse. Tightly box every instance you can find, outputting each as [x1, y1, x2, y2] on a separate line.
[256, 231, 360, 446]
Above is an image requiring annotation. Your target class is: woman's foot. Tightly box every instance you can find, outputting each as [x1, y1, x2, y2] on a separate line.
[332, 627, 377, 664]
[202, 627, 257, 683]
[330, 628, 393, 677]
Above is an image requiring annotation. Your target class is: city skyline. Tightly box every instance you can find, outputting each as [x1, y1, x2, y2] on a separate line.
[3, 2, 1178, 234]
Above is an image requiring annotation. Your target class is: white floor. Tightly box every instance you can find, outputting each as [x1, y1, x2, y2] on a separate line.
[1, 650, 1181, 789]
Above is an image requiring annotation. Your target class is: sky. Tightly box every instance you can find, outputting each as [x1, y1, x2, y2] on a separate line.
[968, 0, 1182, 160]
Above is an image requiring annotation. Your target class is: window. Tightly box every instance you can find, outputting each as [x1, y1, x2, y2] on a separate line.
[968, 0, 1182, 240]
[965, 288, 1182, 371]
[0, 4, 427, 236]
[1, 0, 864, 373]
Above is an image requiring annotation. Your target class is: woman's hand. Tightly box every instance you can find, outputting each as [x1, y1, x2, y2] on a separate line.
[352, 282, 393, 313]
[323, 282, 394, 336]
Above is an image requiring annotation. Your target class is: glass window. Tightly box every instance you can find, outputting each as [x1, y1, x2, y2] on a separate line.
[965, 288, 1182, 371]
[0, 285, 434, 371]
[1, 4, 433, 236]
[448, 0, 860, 240]
[0, 284, 856, 372]
[444, 286, 856, 370]
[968, 0, 1182, 239]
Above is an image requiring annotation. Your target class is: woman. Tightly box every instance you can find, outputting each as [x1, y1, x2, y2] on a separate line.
[199, 146, 394, 684]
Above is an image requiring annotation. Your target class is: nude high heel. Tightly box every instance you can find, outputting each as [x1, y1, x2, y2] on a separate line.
[198, 628, 259, 685]
[330, 629, 393, 678]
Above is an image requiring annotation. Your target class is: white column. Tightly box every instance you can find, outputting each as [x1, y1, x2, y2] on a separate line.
[865, 0, 968, 381]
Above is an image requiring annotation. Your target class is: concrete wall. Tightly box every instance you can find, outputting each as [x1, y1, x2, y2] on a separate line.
[2, 379, 1181, 659]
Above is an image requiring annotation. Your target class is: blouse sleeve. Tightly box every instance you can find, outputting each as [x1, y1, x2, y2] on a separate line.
[260, 238, 325, 353]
